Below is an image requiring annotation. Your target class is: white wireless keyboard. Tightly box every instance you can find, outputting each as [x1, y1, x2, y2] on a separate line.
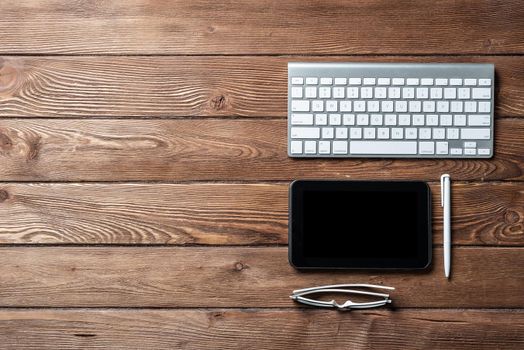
[288, 62, 494, 158]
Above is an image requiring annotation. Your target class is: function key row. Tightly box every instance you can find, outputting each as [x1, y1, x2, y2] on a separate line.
[291, 77, 492, 86]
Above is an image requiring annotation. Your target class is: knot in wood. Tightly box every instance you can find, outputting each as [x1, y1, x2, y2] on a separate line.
[0, 132, 13, 151]
[211, 95, 226, 110]
[234, 262, 245, 271]
[504, 209, 520, 224]
[0, 190, 9, 203]
[0, 59, 19, 92]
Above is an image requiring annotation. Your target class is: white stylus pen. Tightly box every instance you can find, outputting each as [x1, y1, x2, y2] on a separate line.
[441, 174, 451, 279]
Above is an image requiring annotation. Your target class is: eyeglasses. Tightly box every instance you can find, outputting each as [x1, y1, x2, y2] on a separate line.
[290, 284, 395, 310]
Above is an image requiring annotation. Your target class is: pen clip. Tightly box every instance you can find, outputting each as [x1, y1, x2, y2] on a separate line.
[440, 174, 450, 207]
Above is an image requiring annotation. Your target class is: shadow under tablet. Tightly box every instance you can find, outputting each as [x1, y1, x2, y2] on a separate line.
[288, 180, 432, 270]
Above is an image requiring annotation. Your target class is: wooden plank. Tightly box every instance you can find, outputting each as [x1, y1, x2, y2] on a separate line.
[0, 247, 522, 308]
[0, 119, 522, 181]
[0, 56, 523, 117]
[1, 1, 523, 55]
[0, 183, 522, 246]
[0, 309, 522, 350]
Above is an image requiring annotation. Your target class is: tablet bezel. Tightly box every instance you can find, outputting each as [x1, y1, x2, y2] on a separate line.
[289, 180, 432, 269]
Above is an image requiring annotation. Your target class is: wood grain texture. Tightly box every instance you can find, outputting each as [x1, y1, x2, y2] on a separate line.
[0, 119, 522, 181]
[1, 0, 523, 55]
[0, 247, 522, 308]
[0, 309, 523, 350]
[0, 56, 523, 117]
[0, 183, 522, 246]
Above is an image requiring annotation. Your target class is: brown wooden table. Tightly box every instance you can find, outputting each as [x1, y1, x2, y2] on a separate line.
[0, 1, 523, 348]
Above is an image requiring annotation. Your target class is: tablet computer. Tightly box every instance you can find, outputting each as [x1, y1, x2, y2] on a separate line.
[289, 180, 431, 269]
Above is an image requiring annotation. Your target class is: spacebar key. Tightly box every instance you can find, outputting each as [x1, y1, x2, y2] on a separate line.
[350, 141, 417, 154]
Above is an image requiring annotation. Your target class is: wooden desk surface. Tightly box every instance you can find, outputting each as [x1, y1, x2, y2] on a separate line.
[0, 1, 523, 349]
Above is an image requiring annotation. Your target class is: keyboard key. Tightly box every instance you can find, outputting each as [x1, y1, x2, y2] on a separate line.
[436, 101, 449, 112]
[406, 128, 418, 139]
[378, 78, 390, 85]
[290, 141, 302, 154]
[381, 101, 393, 112]
[468, 114, 491, 126]
[406, 78, 419, 85]
[423, 101, 435, 112]
[403, 87, 415, 99]
[370, 114, 383, 125]
[398, 114, 410, 126]
[336, 127, 348, 139]
[472, 88, 491, 99]
[450, 148, 463, 155]
[464, 101, 477, 112]
[320, 77, 333, 85]
[305, 87, 317, 98]
[408, 101, 421, 112]
[333, 87, 345, 98]
[368, 101, 380, 112]
[430, 88, 443, 99]
[319, 87, 331, 98]
[377, 128, 390, 139]
[361, 87, 373, 98]
[315, 114, 327, 125]
[350, 141, 417, 154]
[447, 128, 459, 139]
[426, 115, 438, 126]
[395, 100, 408, 112]
[329, 114, 341, 125]
[433, 128, 446, 139]
[435, 78, 448, 86]
[478, 79, 491, 86]
[363, 128, 376, 139]
[326, 100, 337, 112]
[464, 79, 476, 86]
[304, 141, 317, 154]
[436, 142, 449, 154]
[478, 101, 491, 113]
[421, 78, 434, 85]
[461, 128, 491, 139]
[347, 87, 359, 98]
[440, 114, 452, 126]
[444, 88, 457, 99]
[353, 101, 366, 112]
[322, 127, 334, 139]
[450, 78, 462, 86]
[349, 78, 362, 85]
[350, 127, 362, 139]
[291, 87, 303, 98]
[340, 101, 352, 112]
[388, 87, 401, 98]
[291, 77, 303, 85]
[392, 78, 405, 85]
[478, 148, 490, 155]
[357, 114, 369, 125]
[464, 142, 477, 148]
[292, 100, 310, 112]
[391, 128, 403, 139]
[363, 78, 376, 85]
[375, 87, 387, 98]
[464, 148, 476, 155]
[416, 88, 429, 99]
[454, 114, 466, 126]
[343, 114, 355, 125]
[458, 88, 470, 99]
[306, 77, 318, 85]
[318, 141, 331, 154]
[419, 141, 435, 154]
[385, 114, 397, 125]
[419, 128, 432, 139]
[413, 114, 425, 126]
[291, 127, 320, 139]
[450, 101, 463, 113]
[334, 78, 347, 85]
[333, 141, 348, 154]
[291, 113, 313, 125]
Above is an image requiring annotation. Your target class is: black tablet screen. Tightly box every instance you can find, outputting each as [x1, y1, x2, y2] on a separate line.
[289, 180, 431, 269]
[303, 190, 418, 259]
